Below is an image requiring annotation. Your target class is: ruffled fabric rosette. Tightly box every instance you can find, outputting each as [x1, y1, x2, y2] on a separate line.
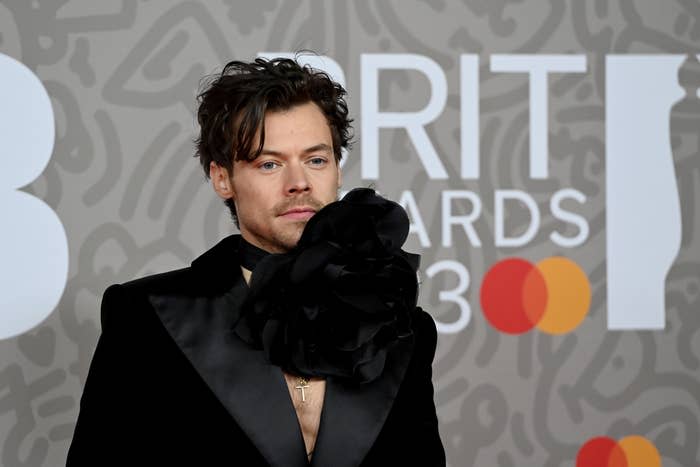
[234, 188, 421, 384]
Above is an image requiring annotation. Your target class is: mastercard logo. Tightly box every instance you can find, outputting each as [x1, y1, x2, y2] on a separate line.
[480, 257, 591, 334]
[577, 436, 661, 467]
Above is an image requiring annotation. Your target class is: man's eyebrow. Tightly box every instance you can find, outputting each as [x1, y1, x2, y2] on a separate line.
[259, 143, 333, 156]
[303, 143, 333, 154]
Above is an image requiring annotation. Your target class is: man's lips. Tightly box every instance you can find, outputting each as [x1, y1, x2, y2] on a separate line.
[279, 207, 316, 220]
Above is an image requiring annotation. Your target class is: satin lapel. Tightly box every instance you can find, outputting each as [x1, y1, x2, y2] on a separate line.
[310, 335, 415, 467]
[148, 277, 308, 467]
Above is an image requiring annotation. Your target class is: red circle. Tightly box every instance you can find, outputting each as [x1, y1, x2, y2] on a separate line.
[480, 258, 547, 334]
[576, 437, 627, 467]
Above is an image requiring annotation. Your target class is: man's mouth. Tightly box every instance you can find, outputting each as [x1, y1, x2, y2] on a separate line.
[279, 207, 316, 221]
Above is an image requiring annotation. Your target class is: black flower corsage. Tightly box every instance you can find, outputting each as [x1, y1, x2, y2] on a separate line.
[234, 188, 420, 384]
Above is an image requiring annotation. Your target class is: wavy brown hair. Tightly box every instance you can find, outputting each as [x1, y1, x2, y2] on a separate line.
[194, 56, 353, 224]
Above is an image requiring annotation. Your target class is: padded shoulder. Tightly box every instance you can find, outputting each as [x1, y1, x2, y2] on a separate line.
[98, 267, 198, 333]
[120, 267, 193, 294]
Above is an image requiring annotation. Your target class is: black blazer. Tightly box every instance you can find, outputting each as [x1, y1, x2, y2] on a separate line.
[67, 235, 445, 466]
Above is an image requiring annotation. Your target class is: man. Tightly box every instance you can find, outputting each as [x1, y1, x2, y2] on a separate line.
[67, 57, 445, 466]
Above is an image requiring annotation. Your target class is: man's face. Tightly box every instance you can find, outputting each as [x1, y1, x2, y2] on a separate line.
[212, 101, 342, 253]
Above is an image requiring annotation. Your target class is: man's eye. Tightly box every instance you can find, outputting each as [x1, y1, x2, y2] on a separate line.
[260, 161, 278, 170]
[309, 157, 327, 166]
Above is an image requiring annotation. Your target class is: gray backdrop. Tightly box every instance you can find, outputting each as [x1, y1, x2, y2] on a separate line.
[1, 1, 699, 466]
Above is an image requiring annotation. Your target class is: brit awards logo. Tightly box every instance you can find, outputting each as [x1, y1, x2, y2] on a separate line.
[0, 51, 694, 340]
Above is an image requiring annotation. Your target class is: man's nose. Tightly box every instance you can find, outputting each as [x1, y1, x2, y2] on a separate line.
[285, 163, 311, 194]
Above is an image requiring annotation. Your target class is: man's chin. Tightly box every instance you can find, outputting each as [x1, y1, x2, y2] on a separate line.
[269, 223, 306, 253]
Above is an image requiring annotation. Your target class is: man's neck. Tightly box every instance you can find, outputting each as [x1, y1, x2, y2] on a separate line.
[241, 266, 252, 285]
[238, 235, 271, 285]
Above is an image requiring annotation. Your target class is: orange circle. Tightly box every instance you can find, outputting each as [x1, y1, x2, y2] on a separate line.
[534, 256, 591, 334]
[617, 436, 661, 467]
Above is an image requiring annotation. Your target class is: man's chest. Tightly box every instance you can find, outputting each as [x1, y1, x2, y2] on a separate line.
[283, 372, 326, 459]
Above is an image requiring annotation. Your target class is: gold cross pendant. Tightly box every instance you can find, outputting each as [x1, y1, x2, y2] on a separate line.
[295, 377, 310, 402]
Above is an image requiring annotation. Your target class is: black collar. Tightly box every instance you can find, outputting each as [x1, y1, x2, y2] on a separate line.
[237, 237, 271, 271]
[189, 235, 244, 293]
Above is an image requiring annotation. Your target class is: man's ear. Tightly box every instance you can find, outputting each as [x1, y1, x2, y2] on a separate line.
[210, 161, 235, 200]
[336, 161, 342, 189]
